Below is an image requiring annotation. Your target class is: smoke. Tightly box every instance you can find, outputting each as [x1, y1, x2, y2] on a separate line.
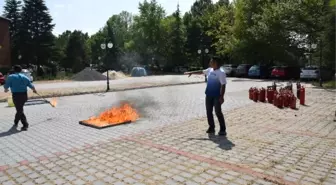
[116, 92, 159, 118]
[117, 52, 143, 70]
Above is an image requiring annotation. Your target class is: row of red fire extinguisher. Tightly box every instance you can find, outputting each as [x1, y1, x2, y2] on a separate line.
[249, 82, 306, 109]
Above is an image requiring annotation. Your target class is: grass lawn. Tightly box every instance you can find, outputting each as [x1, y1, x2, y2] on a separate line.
[313, 80, 336, 89]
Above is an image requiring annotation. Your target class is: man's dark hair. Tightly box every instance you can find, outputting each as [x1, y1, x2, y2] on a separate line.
[13, 65, 22, 73]
[8, 70, 14, 75]
[211, 56, 222, 65]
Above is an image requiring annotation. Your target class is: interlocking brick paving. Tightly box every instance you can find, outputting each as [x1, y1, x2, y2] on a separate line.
[0, 82, 334, 185]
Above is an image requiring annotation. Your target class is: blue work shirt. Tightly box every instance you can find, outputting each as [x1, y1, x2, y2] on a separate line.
[203, 68, 227, 97]
[4, 73, 34, 93]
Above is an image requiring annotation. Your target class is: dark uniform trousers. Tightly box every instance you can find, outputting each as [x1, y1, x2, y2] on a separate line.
[12, 92, 29, 127]
[205, 96, 226, 131]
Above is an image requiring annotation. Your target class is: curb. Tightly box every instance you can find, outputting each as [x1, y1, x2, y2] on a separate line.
[0, 81, 205, 103]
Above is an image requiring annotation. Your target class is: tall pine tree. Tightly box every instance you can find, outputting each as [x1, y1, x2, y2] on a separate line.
[3, 0, 22, 65]
[65, 31, 89, 73]
[171, 4, 185, 66]
[20, 0, 54, 73]
[105, 21, 119, 70]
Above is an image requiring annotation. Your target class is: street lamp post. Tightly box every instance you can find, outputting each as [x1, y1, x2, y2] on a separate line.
[100, 42, 113, 91]
[310, 44, 317, 66]
[198, 48, 209, 82]
[318, 40, 323, 87]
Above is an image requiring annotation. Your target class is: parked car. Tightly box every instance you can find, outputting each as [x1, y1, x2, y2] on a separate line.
[131, 67, 147, 77]
[248, 65, 270, 79]
[236, 64, 253, 77]
[173, 66, 188, 73]
[300, 66, 333, 81]
[0, 72, 5, 85]
[221, 64, 238, 77]
[271, 66, 300, 80]
[21, 69, 34, 82]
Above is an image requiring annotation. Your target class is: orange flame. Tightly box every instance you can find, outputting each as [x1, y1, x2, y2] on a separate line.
[50, 98, 57, 107]
[83, 103, 139, 127]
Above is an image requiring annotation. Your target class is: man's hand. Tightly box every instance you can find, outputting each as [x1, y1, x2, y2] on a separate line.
[4, 89, 9, 93]
[32, 89, 37, 94]
[219, 97, 224, 105]
[184, 72, 192, 77]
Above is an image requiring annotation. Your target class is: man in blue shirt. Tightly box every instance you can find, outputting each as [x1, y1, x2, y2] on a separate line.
[185, 57, 227, 136]
[4, 65, 37, 131]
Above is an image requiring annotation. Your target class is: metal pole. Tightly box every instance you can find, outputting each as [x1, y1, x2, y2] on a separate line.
[319, 40, 323, 87]
[106, 45, 110, 91]
[203, 52, 207, 82]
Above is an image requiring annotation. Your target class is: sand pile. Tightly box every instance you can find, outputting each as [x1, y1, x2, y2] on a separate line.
[72, 68, 107, 81]
[102, 70, 127, 80]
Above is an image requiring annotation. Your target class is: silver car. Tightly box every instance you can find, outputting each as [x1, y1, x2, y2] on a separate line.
[221, 64, 238, 77]
[22, 69, 34, 82]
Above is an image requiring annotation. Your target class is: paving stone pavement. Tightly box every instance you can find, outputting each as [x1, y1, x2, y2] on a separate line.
[0, 82, 257, 166]
[0, 81, 334, 185]
[0, 79, 292, 165]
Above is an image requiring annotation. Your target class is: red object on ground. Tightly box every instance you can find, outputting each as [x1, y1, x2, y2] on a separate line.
[283, 94, 290, 107]
[300, 86, 305, 105]
[0, 72, 4, 85]
[290, 96, 297, 109]
[277, 94, 284, 108]
[249, 87, 254, 100]
[273, 91, 278, 106]
[267, 88, 274, 103]
[259, 88, 266, 102]
[253, 89, 259, 102]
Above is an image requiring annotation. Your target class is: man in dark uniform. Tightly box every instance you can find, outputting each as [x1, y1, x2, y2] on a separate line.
[3, 65, 37, 131]
[185, 57, 227, 136]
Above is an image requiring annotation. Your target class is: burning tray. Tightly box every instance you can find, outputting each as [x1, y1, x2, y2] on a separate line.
[79, 120, 132, 129]
[79, 103, 139, 129]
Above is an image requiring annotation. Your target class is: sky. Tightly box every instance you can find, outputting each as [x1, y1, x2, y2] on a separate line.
[0, 0, 219, 36]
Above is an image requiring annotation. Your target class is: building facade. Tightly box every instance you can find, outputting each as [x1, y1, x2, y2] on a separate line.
[0, 16, 11, 68]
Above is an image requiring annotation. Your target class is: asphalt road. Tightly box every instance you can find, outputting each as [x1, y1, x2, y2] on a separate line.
[0, 79, 291, 165]
[32, 75, 204, 90]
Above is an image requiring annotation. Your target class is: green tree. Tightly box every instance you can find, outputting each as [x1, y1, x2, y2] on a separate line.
[20, 0, 55, 73]
[206, 1, 234, 60]
[133, 0, 166, 64]
[64, 30, 89, 72]
[3, 0, 22, 65]
[106, 11, 133, 52]
[170, 4, 186, 66]
[184, 0, 213, 67]
[104, 21, 119, 70]
[88, 30, 106, 67]
[51, 30, 71, 68]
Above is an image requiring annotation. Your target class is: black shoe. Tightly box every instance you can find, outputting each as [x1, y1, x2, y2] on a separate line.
[206, 127, 215, 134]
[21, 127, 28, 131]
[13, 122, 18, 127]
[218, 130, 227, 136]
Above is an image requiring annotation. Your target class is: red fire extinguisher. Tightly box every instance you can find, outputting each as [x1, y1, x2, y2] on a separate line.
[300, 86, 305, 105]
[267, 88, 274, 103]
[259, 88, 266, 102]
[290, 95, 297, 109]
[277, 94, 284, 108]
[283, 94, 289, 107]
[249, 87, 253, 100]
[296, 82, 301, 99]
[273, 91, 278, 106]
[253, 89, 259, 102]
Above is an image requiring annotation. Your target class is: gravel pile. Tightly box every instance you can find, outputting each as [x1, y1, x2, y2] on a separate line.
[102, 70, 127, 80]
[72, 68, 107, 81]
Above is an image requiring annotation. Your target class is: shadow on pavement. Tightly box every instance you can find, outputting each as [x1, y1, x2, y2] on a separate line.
[25, 99, 49, 106]
[312, 86, 336, 92]
[0, 125, 21, 138]
[188, 134, 235, 151]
